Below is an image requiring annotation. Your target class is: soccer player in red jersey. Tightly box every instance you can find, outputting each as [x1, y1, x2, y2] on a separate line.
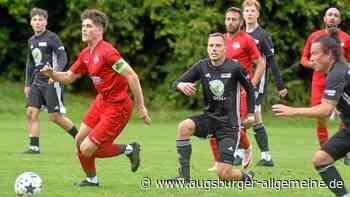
[301, 7, 350, 148]
[208, 7, 266, 171]
[40, 9, 151, 187]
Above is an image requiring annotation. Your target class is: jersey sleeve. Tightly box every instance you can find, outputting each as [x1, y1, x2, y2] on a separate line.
[300, 34, 313, 67]
[70, 52, 88, 75]
[49, 33, 67, 71]
[25, 40, 34, 86]
[106, 47, 122, 65]
[172, 61, 202, 90]
[234, 65, 255, 113]
[323, 68, 346, 102]
[246, 36, 261, 61]
[343, 36, 350, 63]
[259, 34, 274, 58]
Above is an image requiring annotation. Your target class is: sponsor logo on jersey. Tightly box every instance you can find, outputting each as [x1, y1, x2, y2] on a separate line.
[38, 42, 47, 47]
[325, 89, 336, 96]
[209, 80, 225, 100]
[93, 55, 100, 64]
[221, 73, 232, 78]
[205, 73, 211, 78]
[90, 76, 103, 85]
[32, 48, 42, 66]
[232, 42, 240, 49]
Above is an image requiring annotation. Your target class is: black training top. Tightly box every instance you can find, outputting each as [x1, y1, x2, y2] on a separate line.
[323, 60, 350, 117]
[25, 30, 67, 87]
[172, 58, 255, 127]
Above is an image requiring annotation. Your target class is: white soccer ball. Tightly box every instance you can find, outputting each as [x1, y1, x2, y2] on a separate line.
[14, 172, 42, 196]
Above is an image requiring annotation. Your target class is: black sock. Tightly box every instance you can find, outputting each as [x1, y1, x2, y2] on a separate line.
[176, 139, 191, 180]
[315, 164, 348, 196]
[30, 137, 39, 147]
[67, 126, 78, 138]
[253, 123, 269, 152]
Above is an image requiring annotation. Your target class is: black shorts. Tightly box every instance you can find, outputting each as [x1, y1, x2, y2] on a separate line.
[189, 114, 240, 165]
[255, 70, 267, 111]
[321, 127, 350, 161]
[27, 82, 66, 113]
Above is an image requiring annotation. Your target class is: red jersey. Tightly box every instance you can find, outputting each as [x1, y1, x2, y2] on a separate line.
[301, 29, 350, 85]
[70, 40, 130, 103]
[224, 32, 261, 78]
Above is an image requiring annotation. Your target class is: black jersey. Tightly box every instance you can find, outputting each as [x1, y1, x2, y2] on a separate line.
[172, 58, 254, 127]
[248, 26, 285, 90]
[25, 30, 67, 87]
[323, 60, 350, 117]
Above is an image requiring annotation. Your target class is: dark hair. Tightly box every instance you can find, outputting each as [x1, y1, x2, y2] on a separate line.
[225, 6, 242, 18]
[313, 36, 342, 60]
[209, 32, 225, 40]
[81, 9, 108, 30]
[30, 8, 48, 20]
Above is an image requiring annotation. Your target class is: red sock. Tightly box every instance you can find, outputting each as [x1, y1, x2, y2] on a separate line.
[316, 127, 328, 146]
[209, 137, 220, 161]
[339, 120, 344, 129]
[77, 147, 96, 174]
[94, 143, 122, 158]
[240, 128, 250, 149]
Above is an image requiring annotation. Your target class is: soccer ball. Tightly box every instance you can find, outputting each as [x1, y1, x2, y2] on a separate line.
[14, 172, 42, 196]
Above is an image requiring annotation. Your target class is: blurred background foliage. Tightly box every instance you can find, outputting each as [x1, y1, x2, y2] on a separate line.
[0, 0, 349, 110]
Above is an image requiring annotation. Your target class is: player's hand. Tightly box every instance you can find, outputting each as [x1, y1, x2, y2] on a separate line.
[278, 88, 288, 98]
[138, 106, 151, 125]
[272, 104, 296, 117]
[40, 64, 54, 78]
[48, 78, 55, 85]
[24, 86, 30, 98]
[242, 113, 255, 129]
[177, 82, 197, 96]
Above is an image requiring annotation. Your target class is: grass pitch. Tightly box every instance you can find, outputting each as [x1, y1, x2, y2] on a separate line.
[0, 80, 348, 197]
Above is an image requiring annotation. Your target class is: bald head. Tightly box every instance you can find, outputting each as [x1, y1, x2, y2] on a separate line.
[324, 7, 341, 27]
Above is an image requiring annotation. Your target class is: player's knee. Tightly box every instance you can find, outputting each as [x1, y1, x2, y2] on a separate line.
[216, 165, 231, 180]
[312, 150, 332, 167]
[80, 144, 93, 157]
[26, 108, 38, 121]
[177, 119, 194, 138]
[48, 113, 62, 123]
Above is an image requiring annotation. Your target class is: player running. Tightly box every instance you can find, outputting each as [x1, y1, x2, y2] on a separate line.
[40, 9, 151, 187]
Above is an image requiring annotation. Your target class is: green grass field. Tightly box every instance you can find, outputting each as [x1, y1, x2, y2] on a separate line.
[0, 79, 348, 197]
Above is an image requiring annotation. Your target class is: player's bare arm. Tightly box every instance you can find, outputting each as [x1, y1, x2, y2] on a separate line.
[272, 99, 336, 118]
[177, 82, 197, 96]
[116, 58, 151, 125]
[40, 64, 80, 85]
[251, 56, 266, 86]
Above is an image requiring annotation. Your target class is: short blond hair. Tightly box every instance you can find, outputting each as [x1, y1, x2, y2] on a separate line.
[242, 0, 261, 12]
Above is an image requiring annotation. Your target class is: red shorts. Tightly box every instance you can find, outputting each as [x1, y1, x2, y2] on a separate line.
[311, 82, 325, 107]
[83, 97, 133, 146]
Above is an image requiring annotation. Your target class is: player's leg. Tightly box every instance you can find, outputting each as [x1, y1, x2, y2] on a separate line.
[208, 137, 220, 171]
[312, 82, 328, 145]
[253, 73, 273, 166]
[175, 114, 210, 180]
[216, 131, 255, 182]
[25, 85, 43, 154]
[46, 83, 78, 138]
[77, 100, 135, 187]
[313, 128, 350, 196]
[234, 93, 251, 165]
